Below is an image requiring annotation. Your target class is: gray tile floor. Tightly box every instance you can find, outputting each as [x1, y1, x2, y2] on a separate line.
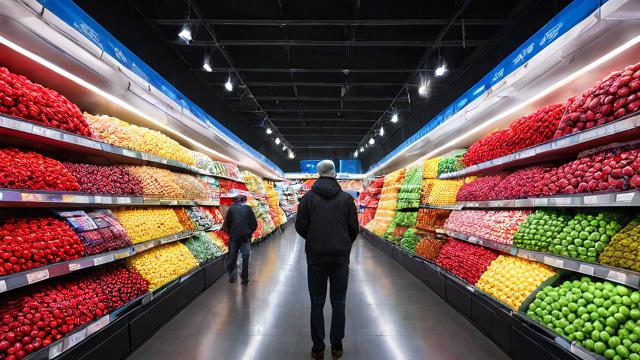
[128, 225, 510, 360]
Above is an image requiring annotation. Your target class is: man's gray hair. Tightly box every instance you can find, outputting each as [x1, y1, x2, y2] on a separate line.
[317, 160, 337, 178]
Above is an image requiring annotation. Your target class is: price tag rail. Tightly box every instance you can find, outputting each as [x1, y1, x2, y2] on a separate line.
[457, 190, 640, 209]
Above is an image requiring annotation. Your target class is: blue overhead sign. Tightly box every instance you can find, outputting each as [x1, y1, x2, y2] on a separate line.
[368, 0, 605, 173]
[37, 0, 283, 175]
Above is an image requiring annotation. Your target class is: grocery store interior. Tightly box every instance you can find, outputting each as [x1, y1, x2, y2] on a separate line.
[0, 1, 639, 360]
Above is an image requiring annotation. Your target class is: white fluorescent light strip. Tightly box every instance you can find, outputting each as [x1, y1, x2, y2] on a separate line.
[0, 34, 283, 177]
[367, 33, 640, 176]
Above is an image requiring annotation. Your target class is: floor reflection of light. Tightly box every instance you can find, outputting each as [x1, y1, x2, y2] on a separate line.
[240, 233, 302, 360]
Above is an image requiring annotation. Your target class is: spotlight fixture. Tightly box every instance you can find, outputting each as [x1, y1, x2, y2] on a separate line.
[360, 146, 364, 152]
[418, 77, 430, 96]
[354, 150, 359, 158]
[435, 58, 447, 77]
[202, 54, 212, 72]
[178, 24, 192, 43]
[288, 151, 295, 159]
[391, 112, 399, 123]
[369, 138, 375, 145]
[379, 124, 385, 137]
[275, 137, 281, 145]
[225, 75, 233, 91]
[282, 145, 287, 151]
[266, 128, 273, 134]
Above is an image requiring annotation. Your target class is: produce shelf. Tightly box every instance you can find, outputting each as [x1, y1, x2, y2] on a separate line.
[0, 188, 220, 207]
[445, 230, 640, 289]
[458, 190, 640, 208]
[0, 229, 214, 294]
[439, 113, 640, 179]
[361, 228, 602, 360]
[0, 114, 244, 183]
[419, 204, 463, 210]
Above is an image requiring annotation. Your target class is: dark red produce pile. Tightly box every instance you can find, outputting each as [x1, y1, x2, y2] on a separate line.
[463, 104, 565, 166]
[435, 238, 498, 285]
[63, 163, 144, 196]
[554, 62, 640, 138]
[0, 265, 148, 359]
[0, 212, 85, 276]
[0, 148, 80, 192]
[456, 174, 508, 201]
[0, 67, 93, 137]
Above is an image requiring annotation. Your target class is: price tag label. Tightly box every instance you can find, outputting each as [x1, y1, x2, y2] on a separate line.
[466, 284, 476, 293]
[93, 254, 114, 266]
[68, 263, 82, 272]
[609, 270, 628, 283]
[48, 341, 63, 359]
[583, 195, 598, 205]
[544, 256, 564, 268]
[117, 197, 131, 204]
[554, 137, 575, 149]
[64, 329, 86, 349]
[570, 343, 593, 359]
[32, 126, 46, 136]
[534, 198, 549, 206]
[579, 264, 595, 275]
[114, 249, 132, 260]
[26, 269, 50, 284]
[122, 149, 138, 158]
[520, 148, 536, 158]
[0, 280, 6, 293]
[617, 192, 635, 203]
[554, 197, 572, 205]
[86, 315, 109, 334]
[0, 192, 3, 201]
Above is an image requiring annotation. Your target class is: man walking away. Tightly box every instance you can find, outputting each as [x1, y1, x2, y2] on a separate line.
[222, 194, 258, 285]
[295, 160, 359, 359]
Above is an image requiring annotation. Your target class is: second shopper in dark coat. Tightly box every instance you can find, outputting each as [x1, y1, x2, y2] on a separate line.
[222, 194, 258, 285]
[296, 160, 359, 359]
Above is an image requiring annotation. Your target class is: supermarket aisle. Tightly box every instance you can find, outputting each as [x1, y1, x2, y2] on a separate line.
[128, 225, 509, 360]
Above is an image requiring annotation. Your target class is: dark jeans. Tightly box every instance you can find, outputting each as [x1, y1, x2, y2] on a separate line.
[225, 236, 251, 280]
[307, 262, 349, 351]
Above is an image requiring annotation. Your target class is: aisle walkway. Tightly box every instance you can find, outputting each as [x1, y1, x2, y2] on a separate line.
[128, 225, 509, 360]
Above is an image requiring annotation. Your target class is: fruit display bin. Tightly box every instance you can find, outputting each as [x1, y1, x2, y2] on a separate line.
[445, 230, 640, 290]
[361, 228, 586, 360]
[439, 113, 640, 180]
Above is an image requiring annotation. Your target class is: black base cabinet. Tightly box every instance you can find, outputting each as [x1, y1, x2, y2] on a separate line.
[361, 229, 584, 360]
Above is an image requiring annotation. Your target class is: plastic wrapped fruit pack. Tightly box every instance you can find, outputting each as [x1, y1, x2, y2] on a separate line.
[416, 208, 451, 232]
[0, 265, 147, 359]
[56, 209, 132, 256]
[243, 171, 267, 195]
[183, 232, 218, 263]
[126, 166, 183, 198]
[173, 172, 208, 200]
[554, 62, 640, 138]
[463, 103, 565, 166]
[438, 150, 466, 175]
[444, 210, 530, 245]
[426, 179, 465, 205]
[186, 206, 216, 231]
[526, 277, 640, 358]
[0, 211, 85, 276]
[396, 165, 423, 209]
[416, 236, 445, 261]
[0, 148, 80, 192]
[599, 216, 640, 271]
[192, 151, 216, 173]
[399, 228, 421, 253]
[174, 208, 196, 231]
[436, 238, 499, 285]
[423, 157, 440, 179]
[0, 67, 93, 137]
[112, 207, 185, 244]
[126, 242, 198, 290]
[476, 255, 556, 310]
[359, 207, 376, 226]
[207, 231, 229, 253]
[84, 113, 195, 165]
[372, 209, 395, 236]
[358, 177, 384, 208]
[63, 163, 143, 196]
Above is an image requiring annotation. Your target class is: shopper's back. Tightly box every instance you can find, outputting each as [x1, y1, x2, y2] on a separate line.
[295, 160, 359, 360]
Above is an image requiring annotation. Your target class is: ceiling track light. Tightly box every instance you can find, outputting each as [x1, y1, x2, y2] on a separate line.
[288, 150, 295, 159]
[275, 137, 281, 145]
[178, 24, 192, 43]
[391, 112, 399, 123]
[360, 146, 364, 152]
[369, 137, 375, 145]
[435, 55, 447, 77]
[379, 124, 385, 137]
[225, 74, 233, 91]
[202, 53, 212, 72]
[354, 150, 359, 158]
[266, 127, 273, 134]
[282, 145, 287, 151]
[418, 76, 430, 96]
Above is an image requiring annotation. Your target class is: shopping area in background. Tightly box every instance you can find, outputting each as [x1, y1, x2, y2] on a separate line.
[358, 60, 640, 360]
[0, 64, 299, 359]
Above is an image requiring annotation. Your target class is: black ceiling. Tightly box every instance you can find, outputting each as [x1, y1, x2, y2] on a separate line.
[74, 0, 570, 172]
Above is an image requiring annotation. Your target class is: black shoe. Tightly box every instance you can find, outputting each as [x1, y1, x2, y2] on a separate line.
[331, 344, 343, 359]
[228, 269, 237, 283]
[310, 350, 324, 359]
[241, 279, 249, 285]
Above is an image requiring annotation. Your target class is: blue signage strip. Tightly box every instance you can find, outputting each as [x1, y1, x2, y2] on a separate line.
[37, 0, 283, 175]
[368, 0, 605, 173]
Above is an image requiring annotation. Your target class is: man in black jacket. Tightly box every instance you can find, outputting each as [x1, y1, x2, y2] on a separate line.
[296, 160, 359, 359]
[222, 194, 258, 285]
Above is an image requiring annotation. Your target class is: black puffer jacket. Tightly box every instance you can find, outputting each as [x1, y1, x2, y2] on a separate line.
[222, 203, 258, 240]
[296, 177, 359, 264]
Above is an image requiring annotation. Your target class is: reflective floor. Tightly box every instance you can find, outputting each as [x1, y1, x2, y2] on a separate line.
[128, 225, 510, 360]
